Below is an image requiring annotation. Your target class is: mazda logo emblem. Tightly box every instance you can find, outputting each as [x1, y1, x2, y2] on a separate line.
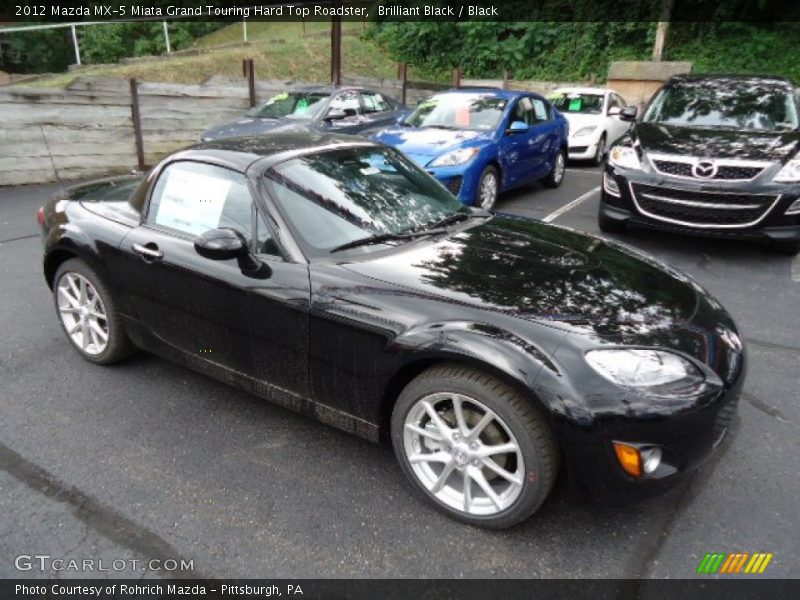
[692, 160, 718, 179]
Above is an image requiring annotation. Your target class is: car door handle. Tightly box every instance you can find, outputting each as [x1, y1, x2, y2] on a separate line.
[132, 242, 164, 262]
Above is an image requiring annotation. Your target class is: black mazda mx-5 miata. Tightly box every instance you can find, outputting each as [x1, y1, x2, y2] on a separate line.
[38, 132, 745, 528]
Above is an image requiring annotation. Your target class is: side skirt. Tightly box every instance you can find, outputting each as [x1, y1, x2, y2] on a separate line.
[122, 317, 380, 442]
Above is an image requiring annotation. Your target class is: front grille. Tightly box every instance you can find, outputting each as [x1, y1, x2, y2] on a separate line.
[653, 160, 693, 178]
[630, 183, 778, 228]
[443, 176, 463, 195]
[651, 158, 766, 181]
[569, 146, 589, 153]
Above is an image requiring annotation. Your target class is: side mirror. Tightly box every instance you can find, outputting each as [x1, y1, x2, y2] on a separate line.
[619, 106, 638, 122]
[195, 228, 270, 278]
[195, 228, 249, 261]
[506, 121, 529, 134]
[607, 106, 621, 117]
[323, 109, 347, 122]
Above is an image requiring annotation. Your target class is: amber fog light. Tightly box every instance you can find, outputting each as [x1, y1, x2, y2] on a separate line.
[613, 442, 642, 478]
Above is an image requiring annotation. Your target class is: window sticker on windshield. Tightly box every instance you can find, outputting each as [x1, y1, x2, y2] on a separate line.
[568, 97, 583, 111]
[360, 166, 380, 175]
[155, 168, 231, 236]
[294, 97, 311, 114]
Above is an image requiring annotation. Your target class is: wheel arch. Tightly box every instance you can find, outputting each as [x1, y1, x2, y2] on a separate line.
[44, 246, 81, 289]
[377, 325, 563, 442]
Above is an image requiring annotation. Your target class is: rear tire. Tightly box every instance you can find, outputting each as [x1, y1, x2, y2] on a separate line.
[53, 258, 133, 365]
[391, 363, 558, 529]
[770, 239, 800, 256]
[543, 149, 566, 188]
[598, 209, 627, 234]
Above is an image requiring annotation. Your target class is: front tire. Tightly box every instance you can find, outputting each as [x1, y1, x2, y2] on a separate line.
[391, 364, 558, 528]
[543, 149, 566, 188]
[53, 258, 133, 365]
[475, 166, 499, 210]
[592, 134, 607, 166]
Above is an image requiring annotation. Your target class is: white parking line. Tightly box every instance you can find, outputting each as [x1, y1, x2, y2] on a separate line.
[542, 186, 601, 222]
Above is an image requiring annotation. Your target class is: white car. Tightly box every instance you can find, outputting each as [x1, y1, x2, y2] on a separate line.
[549, 87, 632, 165]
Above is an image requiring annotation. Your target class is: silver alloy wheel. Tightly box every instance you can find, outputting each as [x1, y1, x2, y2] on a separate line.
[478, 171, 498, 210]
[56, 272, 109, 356]
[553, 152, 565, 183]
[403, 392, 525, 516]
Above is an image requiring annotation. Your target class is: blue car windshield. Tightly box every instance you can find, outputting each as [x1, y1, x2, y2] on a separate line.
[405, 93, 507, 131]
[249, 92, 328, 120]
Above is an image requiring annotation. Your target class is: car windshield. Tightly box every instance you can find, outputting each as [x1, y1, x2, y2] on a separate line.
[264, 146, 466, 255]
[643, 80, 799, 131]
[405, 93, 507, 130]
[549, 92, 604, 114]
[249, 92, 328, 120]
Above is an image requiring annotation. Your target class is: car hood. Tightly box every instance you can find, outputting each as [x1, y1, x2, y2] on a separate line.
[635, 121, 800, 162]
[371, 127, 492, 166]
[341, 215, 707, 339]
[201, 117, 313, 140]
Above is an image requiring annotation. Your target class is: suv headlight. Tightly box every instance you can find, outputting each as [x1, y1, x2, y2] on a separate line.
[774, 158, 800, 183]
[608, 145, 641, 170]
[586, 349, 703, 388]
[429, 147, 478, 167]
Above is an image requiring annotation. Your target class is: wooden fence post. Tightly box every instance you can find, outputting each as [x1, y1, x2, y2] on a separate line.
[129, 78, 145, 171]
[247, 59, 256, 107]
[398, 63, 408, 105]
[331, 17, 342, 85]
[502, 70, 509, 90]
[452, 68, 461, 88]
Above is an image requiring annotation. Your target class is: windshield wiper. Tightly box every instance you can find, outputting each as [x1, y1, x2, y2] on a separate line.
[426, 124, 459, 130]
[426, 210, 490, 230]
[329, 229, 446, 253]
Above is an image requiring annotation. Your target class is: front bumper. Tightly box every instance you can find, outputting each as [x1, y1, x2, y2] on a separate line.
[601, 164, 800, 242]
[424, 163, 481, 205]
[558, 370, 744, 504]
[568, 139, 599, 160]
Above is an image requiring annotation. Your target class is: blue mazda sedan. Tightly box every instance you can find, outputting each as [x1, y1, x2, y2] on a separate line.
[371, 88, 569, 209]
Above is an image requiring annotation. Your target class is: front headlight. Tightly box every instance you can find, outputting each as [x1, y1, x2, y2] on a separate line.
[585, 349, 703, 388]
[608, 145, 641, 170]
[573, 126, 597, 138]
[773, 158, 800, 183]
[429, 147, 479, 167]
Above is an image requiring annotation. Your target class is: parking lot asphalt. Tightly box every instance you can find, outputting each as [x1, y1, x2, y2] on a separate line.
[0, 164, 798, 580]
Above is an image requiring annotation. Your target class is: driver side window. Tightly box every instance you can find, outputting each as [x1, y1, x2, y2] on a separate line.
[146, 161, 280, 258]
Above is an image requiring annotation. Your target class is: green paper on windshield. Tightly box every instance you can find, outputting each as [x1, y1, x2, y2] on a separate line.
[268, 92, 289, 104]
[294, 98, 310, 114]
[568, 97, 583, 111]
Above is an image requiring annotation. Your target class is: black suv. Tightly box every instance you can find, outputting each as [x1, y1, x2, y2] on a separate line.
[599, 75, 800, 254]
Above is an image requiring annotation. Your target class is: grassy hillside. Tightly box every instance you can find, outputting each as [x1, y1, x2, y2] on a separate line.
[27, 21, 397, 88]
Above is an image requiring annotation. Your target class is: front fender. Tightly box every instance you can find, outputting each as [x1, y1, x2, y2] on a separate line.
[390, 319, 567, 417]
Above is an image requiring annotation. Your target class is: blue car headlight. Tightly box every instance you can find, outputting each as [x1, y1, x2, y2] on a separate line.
[429, 147, 479, 167]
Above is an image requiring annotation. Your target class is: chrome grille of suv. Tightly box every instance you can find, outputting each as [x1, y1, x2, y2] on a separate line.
[630, 183, 779, 228]
[650, 156, 767, 181]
